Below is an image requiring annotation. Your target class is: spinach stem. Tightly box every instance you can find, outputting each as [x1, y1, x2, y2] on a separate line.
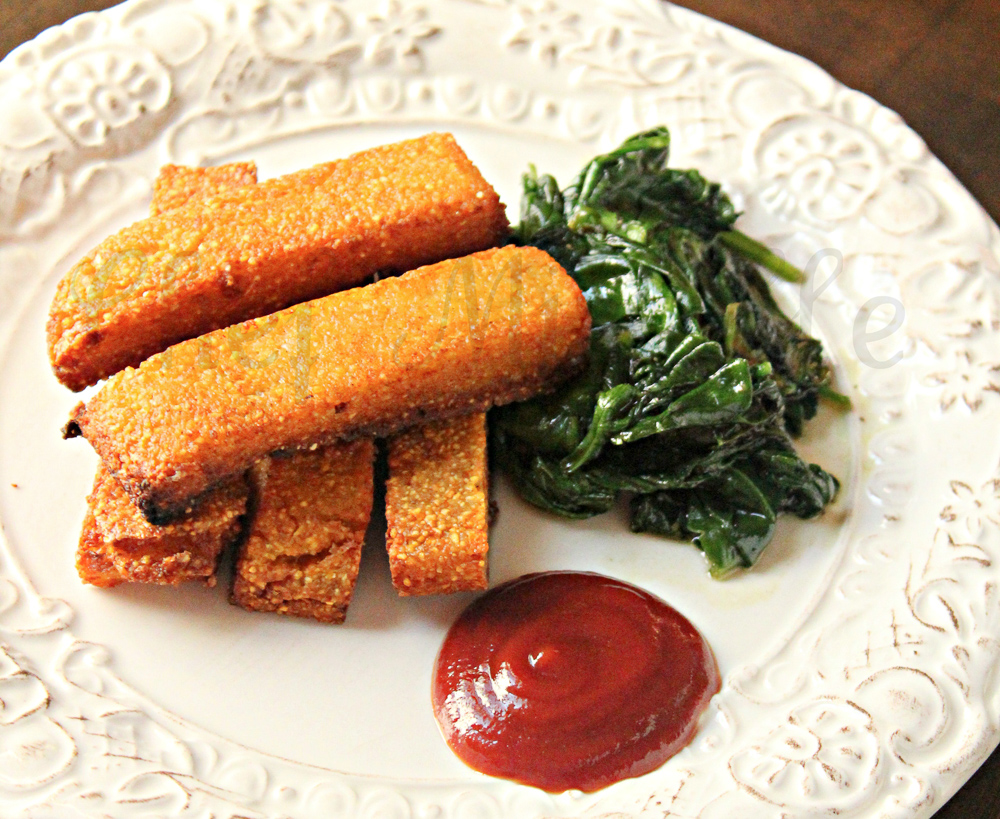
[720, 230, 806, 284]
[819, 384, 853, 409]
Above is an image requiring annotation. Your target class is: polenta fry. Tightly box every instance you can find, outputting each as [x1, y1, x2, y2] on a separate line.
[48, 133, 509, 390]
[231, 440, 375, 622]
[385, 413, 489, 596]
[66, 245, 590, 524]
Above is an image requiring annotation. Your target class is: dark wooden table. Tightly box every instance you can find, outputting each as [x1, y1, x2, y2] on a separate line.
[2, 2, 998, 817]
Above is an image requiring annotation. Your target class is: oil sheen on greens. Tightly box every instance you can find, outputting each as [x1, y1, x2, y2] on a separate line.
[492, 127, 841, 578]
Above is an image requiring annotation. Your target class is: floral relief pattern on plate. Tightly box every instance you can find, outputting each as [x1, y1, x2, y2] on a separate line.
[0, 1, 999, 817]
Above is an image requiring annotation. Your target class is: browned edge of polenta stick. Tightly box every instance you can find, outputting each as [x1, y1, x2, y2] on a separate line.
[76, 464, 249, 587]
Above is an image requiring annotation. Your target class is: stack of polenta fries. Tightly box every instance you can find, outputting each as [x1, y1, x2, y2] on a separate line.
[50, 134, 590, 622]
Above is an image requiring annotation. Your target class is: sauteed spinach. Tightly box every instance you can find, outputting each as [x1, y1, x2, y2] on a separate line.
[492, 127, 843, 577]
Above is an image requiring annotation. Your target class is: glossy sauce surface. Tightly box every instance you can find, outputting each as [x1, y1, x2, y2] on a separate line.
[432, 571, 720, 792]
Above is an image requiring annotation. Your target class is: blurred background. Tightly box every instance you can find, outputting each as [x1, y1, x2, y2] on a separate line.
[2, 1, 998, 817]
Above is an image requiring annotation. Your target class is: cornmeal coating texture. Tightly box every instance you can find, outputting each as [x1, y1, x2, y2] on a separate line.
[151, 163, 258, 216]
[68, 245, 591, 524]
[48, 133, 510, 390]
[76, 464, 248, 587]
[231, 440, 374, 623]
[386, 413, 489, 596]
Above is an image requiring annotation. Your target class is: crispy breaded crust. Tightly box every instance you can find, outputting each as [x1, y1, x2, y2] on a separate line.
[48, 133, 509, 390]
[151, 163, 258, 216]
[386, 413, 488, 596]
[68, 245, 591, 524]
[75, 464, 248, 587]
[231, 440, 374, 623]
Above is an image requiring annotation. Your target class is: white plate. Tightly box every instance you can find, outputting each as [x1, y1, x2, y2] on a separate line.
[1, 1, 999, 816]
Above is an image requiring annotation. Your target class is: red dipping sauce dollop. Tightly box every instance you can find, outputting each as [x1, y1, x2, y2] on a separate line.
[432, 571, 720, 792]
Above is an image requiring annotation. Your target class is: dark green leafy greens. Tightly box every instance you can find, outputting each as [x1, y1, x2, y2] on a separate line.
[492, 127, 842, 578]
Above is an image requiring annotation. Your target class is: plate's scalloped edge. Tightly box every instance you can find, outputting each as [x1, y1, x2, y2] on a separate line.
[1, 1, 1000, 817]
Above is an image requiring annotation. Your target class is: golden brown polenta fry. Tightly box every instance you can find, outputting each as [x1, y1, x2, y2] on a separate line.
[386, 413, 489, 596]
[67, 245, 590, 524]
[231, 440, 375, 623]
[76, 464, 248, 587]
[48, 133, 509, 391]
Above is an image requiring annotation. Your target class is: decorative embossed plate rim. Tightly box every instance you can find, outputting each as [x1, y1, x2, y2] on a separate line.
[1, 1, 1000, 817]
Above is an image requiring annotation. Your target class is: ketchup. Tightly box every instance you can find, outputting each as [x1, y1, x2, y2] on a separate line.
[432, 571, 720, 792]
